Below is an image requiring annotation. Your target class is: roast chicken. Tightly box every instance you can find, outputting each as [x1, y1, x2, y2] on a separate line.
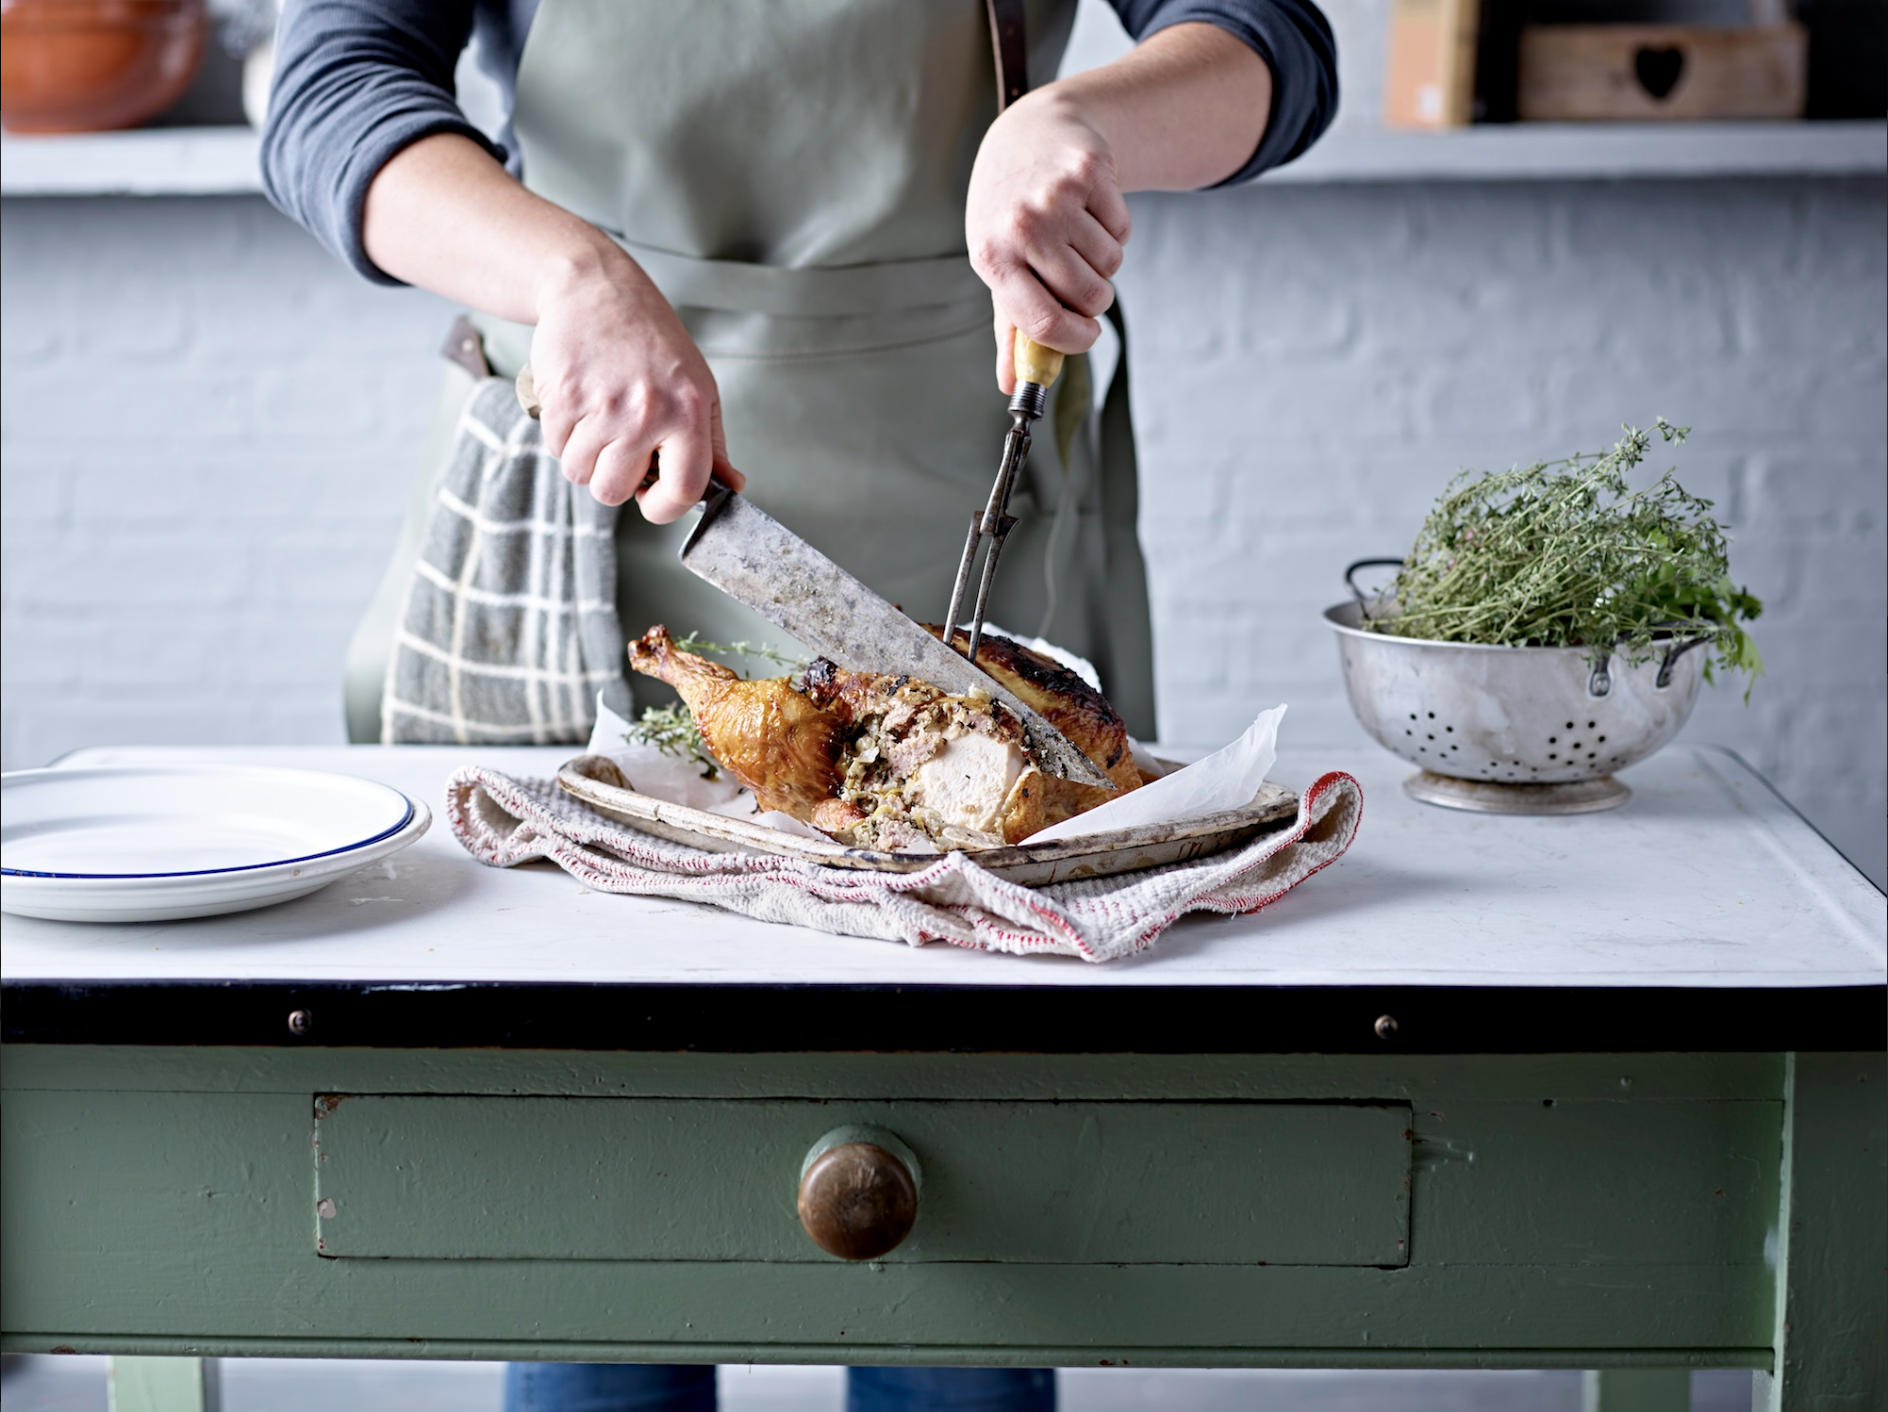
[627, 624, 1142, 850]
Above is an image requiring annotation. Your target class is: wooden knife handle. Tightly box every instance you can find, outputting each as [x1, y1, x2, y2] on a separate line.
[1013, 331, 1065, 389]
[515, 364, 543, 419]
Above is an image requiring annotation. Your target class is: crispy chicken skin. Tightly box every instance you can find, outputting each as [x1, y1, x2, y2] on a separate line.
[627, 626, 844, 818]
[923, 626, 1142, 825]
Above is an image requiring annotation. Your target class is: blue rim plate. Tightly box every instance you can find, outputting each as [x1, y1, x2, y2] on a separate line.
[1, 765, 415, 879]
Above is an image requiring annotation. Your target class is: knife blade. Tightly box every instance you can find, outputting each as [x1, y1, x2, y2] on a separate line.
[678, 486, 1114, 790]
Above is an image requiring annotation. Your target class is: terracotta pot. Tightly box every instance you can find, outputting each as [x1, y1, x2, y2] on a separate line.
[1, 0, 208, 134]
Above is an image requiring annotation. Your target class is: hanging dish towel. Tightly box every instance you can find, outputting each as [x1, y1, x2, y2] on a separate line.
[446, 766, 1363, 962]
[383, 379, 633, 744]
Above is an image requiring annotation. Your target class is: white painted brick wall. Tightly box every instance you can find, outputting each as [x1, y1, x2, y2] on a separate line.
[1, 196, 451, 762]
[3, 175, 1884, 886]
[1120, 176, 1887, 885]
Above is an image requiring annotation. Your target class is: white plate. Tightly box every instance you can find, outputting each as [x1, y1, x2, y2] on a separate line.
[0, 765, 431, 923]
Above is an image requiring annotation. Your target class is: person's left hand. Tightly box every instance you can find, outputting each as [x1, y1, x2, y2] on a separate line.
[966, 88, 1130, 393]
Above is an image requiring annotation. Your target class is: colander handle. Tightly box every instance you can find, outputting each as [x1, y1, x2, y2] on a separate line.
[1344, 558, 1405, 607]
[1655, 634, 1713, 688]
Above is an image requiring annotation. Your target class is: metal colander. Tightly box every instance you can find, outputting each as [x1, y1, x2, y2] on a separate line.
[1324, 571, 1706, 791]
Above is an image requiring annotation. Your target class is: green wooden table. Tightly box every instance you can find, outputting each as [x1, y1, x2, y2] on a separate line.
[4, 744, 1883, 1412]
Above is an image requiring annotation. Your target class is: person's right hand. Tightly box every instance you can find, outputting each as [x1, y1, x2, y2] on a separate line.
[528, 249, 744, 523]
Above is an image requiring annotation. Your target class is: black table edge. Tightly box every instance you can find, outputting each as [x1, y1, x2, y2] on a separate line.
[3, 980, 1882, 1053]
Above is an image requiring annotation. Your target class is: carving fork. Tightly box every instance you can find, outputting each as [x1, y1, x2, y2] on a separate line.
[943, 331, 1065, 662]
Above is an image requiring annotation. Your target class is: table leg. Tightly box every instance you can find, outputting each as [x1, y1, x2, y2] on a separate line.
[108, 1357, 221, 1412]
[1753, 1052, 1887, 1412]
[1582, 1369, 1691, 1411]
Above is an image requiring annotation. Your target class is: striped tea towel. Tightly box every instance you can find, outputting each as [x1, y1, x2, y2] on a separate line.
[383, 378, 633, 744]
[446, 767, 1363, 962]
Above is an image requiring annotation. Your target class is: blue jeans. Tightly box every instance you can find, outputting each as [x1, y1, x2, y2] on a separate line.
[503, 1364, 1055, 1412]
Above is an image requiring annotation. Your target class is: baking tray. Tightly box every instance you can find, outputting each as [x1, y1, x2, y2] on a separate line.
[556, 754, 1299, 887]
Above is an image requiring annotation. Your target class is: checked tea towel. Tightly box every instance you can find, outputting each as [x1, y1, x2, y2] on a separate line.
[447, 766, 1363, 962]
[383, 378, 633, 744]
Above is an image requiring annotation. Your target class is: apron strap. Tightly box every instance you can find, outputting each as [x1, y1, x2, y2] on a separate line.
[986, 0, 1030, 109]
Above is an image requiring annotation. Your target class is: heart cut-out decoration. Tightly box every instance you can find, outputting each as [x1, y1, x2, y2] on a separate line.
[1634, 46, 1685, 100]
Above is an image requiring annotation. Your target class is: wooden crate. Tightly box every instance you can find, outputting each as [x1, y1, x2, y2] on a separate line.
[1384, 0, 1481, 128]
[1517, 23, 1808, 121]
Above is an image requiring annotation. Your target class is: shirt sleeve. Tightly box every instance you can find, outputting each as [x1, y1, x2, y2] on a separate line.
[260, 0, 506, 285]
[1108, 0, 1338, 184]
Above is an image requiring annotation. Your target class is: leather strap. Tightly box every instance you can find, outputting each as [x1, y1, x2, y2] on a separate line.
[440, 314, 492, 379]
[985, 0, 1029, 109]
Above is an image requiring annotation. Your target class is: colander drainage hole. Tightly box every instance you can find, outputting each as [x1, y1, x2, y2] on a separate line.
[1587, 721, 1597, 729]
[1565, 721, 1576, 730]
[1548, 736, 1557, 743]
[1427, 712, 1436, 719]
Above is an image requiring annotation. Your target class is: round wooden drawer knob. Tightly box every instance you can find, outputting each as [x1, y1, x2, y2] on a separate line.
[797, 1128, 921, 1261]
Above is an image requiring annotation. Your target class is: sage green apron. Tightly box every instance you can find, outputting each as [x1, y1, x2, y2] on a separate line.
[344, 0, 1155, 740]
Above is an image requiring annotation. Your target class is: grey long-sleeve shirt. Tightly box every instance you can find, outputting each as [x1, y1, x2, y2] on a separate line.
[262, 0, 1338, 285]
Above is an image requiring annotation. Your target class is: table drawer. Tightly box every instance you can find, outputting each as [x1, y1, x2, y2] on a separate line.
[314, 1095, 1412, 1267]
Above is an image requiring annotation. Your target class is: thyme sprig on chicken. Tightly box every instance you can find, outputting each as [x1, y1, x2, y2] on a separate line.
[670, 632, 808, 675]
[621, 703, 721, 779]
[620, 633, 809, 778]
[1370, 419, 1763, 695]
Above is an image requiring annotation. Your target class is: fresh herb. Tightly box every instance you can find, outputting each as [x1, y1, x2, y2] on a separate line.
[619, 633, 808, 779]
[670, 631, 807, 675]
[1370, 419, 1763, 695]
[622, 703, 721, 780]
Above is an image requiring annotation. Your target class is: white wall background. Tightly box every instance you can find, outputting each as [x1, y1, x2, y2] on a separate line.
[3, 3, 1884, 886]
[1120, 174, 1887, 887]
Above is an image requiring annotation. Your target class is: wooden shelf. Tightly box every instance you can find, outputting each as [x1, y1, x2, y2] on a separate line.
[2, 125, 262, 197]
[1268, 120, 1887, 183]
[2, 121, 1882, 198]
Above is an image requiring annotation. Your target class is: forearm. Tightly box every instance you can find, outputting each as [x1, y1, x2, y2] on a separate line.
[361, 132, 641, 326]
[361, 132, 739, 520]
[1046, 21, 1272, 194]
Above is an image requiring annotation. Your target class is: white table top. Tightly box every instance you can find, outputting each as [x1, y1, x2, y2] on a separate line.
[3, 744, 1882, 992]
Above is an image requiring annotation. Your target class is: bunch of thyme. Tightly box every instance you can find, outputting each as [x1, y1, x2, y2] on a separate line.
[620, 633, 810, 779]
[1370, 419, 1763, 693]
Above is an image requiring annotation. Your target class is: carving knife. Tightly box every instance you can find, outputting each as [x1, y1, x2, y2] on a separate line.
[678, 487, 1112, 789]
[517, 363, 1112, 787]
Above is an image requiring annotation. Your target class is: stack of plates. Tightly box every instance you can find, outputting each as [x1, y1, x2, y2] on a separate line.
[1, 765, 430, 923]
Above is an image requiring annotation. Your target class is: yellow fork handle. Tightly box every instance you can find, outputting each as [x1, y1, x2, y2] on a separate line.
[1013, 331, 1065, 389]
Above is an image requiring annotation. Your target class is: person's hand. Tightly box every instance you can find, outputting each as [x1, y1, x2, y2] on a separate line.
[528, 249, 744, 523]
[965, 89, 1129, 393]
